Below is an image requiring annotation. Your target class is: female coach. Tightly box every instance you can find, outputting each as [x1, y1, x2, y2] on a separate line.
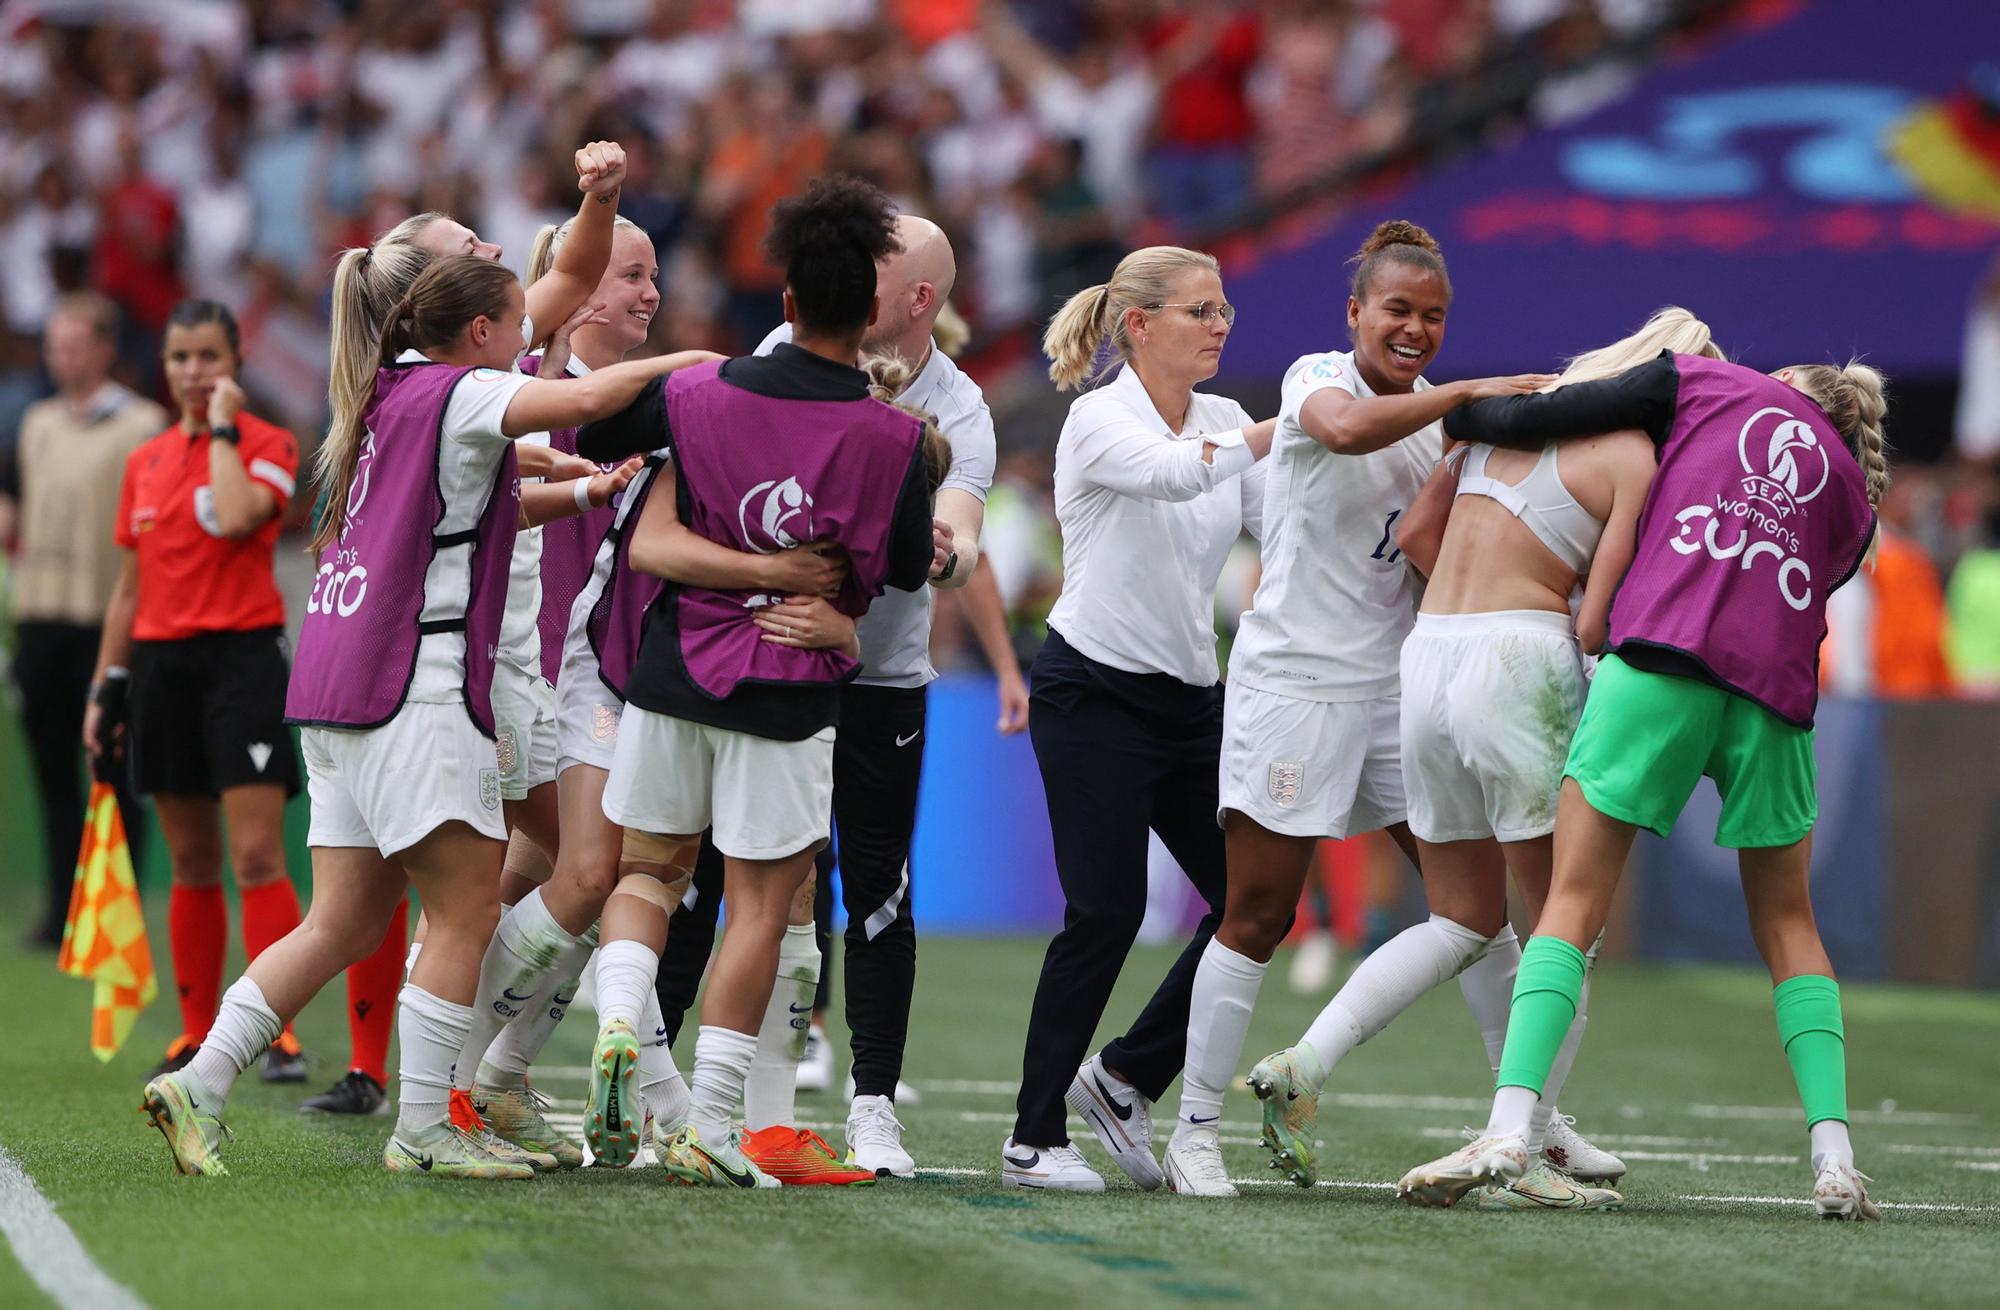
[1003, 246, 1275, 1193]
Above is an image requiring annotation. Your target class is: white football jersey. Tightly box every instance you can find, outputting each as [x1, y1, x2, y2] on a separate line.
[1228, 349, 1443, 702]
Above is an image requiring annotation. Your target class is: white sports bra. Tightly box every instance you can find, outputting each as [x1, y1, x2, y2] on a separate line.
[1451, 443, 1602, 574]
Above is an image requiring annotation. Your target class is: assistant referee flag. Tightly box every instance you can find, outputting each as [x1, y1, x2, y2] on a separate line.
[58, 782, 157, 1061]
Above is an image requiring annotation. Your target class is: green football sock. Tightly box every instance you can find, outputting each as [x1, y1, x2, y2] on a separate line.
[1494, 936, 1587, 1095]
[1773, 974, 1848, 1127]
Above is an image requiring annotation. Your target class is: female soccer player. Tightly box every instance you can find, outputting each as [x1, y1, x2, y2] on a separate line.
[87, 299, 306, 1084]
[140, 255, 716, 1180]
[1248, 307, 1723, 1211]
[1396, 351, 1888, 1221]
[1167, 221, 1562, 1197]
[573, 175, 937, 1188]
[1002, 246, 1275, 1193]
[297, 153, 625, 1117]
[452, 213, 857, 1183]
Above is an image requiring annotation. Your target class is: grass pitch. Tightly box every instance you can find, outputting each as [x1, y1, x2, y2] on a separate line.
[3, 891, 1997, 1310]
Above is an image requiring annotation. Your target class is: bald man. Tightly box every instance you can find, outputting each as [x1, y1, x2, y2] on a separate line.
[650, 213, 998, 1179]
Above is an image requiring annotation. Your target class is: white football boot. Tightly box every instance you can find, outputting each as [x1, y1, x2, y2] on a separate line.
[1397, 1132, 1528, 1208]
[1542, 1111, 1626, 1183]
[1812, 1160, 1881, 1220]
[1164, 1126, 1238, 1198]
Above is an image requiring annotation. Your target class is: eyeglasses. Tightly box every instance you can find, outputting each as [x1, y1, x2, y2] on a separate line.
[1147, 301, 1237, 327]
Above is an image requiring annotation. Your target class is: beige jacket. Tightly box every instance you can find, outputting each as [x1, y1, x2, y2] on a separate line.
[13, 384, 167, 625]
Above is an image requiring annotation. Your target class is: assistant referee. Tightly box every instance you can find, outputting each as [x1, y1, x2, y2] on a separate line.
[85, 299, 306, 1082]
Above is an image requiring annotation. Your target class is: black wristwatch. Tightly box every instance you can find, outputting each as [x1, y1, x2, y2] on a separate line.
[934, 550, 959, 583]
[211, 423, 240, 445]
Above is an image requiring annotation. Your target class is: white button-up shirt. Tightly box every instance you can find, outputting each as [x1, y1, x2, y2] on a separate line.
[1046, 364, 1265, 687]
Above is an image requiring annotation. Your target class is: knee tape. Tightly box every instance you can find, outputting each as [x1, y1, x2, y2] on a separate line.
[610, 871, 681, 910]
[615, 828, 695, 907]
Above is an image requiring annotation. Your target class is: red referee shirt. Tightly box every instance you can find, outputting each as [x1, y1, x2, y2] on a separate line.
[114, 411, 298, 641]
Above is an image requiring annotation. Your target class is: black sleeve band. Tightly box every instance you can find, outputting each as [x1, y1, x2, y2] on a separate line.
[1444, 353, 1681, 450]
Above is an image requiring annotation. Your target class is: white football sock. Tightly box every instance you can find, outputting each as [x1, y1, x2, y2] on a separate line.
[480, 932, 595, 1085]
[689, 1025, 759, 1145]
[743, 924, 821, 1131]
[637, 988, 689, 1133]
[1457, 924, 1521, 1072]
[453, 891, 583, 1090]
[186, 977, 281, 1108]
[395, 984, 472, 1137]
[1486, 1085, 1541, 1141]
[1299, 915, 1491, 1086]
[454, 896, 583, 1091]
[593, 939, 659, 1031]
[1175, 939, 1267, 1140]
[1810, 1119, 1854, 1173]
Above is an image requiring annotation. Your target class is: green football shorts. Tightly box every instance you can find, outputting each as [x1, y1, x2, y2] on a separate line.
[1563, 653, 1817, 849]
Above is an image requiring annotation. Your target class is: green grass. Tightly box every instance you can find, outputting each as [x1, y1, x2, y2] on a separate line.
[3, 888, 1998, 1310]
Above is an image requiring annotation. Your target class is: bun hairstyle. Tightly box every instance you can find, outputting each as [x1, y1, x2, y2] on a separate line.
[310, 256, 520, 553]
[1555, 306, 1723, 388]
[1042, 245, 1221, 391]
[863, 352, 951, 496]
[765, 174, 900, 338]
[164, 298, 242, 357]
[1348, 219, 1449, 303]
[1785, 360, 1891, 508]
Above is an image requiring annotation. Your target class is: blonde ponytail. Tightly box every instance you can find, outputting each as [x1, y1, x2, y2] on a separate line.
[1042, 245, 1220, 391]
[316, 241, 432, 553]
[933, 299, 970, 357]
[526, 223, 562, 285]
[1785, 360, 1891, 508]
[526, 214, 642, 287]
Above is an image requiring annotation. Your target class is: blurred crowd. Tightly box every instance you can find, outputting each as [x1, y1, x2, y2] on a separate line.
[1, 0, 1995, 694]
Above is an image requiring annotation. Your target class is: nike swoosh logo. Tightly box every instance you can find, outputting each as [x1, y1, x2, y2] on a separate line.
[1093, 1075, 1133, 1122]
[1189, 1115, 1218, 1125]
[712, 1155, 759, 1188]
[894, 730, 920, 747]
[1005, 1151, 1041, 1170]
[551, 991, 576, 1006]
[501, 987, 534, 1002]
[787, 1003, 812, 1014]
[396, 1143, 435, 1171]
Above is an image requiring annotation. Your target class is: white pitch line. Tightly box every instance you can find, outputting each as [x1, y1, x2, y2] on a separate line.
[1688, 1104, 1976, 1126]
[1884, 1144, 2000, 1157]
[1415, 1128, 1730, 1148]
[0, 1146, 148, 1310]
[1956, 1162, 2000, 1172]
[1676, 1193, 2000, 1215]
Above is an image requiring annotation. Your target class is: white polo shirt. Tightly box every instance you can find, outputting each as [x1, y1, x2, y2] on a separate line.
[755, 323, 997, 687]
[1228, 348, 1444, 702]
[1044, 364, 1265, 688]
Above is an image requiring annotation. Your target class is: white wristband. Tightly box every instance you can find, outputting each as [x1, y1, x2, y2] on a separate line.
[573, 477, 594, 511]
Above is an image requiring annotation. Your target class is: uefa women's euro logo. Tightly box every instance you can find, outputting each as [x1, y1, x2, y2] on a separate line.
[1668, 406, 1830, 612]
[738, 475, 815, 552]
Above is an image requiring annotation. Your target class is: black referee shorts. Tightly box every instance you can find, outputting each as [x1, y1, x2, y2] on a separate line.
[128, 627, 300, 799]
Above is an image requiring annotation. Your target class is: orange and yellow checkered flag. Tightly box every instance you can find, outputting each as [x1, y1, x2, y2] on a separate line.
[57, 782, 156, 1061]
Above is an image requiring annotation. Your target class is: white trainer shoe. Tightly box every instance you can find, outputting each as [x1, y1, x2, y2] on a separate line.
[797, 1023, 834, 1094]
[1287, 931, 1338, 996]
[1164, 1126, 1238, 1198]
[1812, 1160, 1881, 1220]
[841, 1069, 922, 1105]
[1397, 1132, 1528, 1208]
[1000, 1136, 1105, 1191]
[1064, 1055, 1163, 1191]
[1542, 1111, 1625, 1183]
[846, 1094, 916, 1178]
